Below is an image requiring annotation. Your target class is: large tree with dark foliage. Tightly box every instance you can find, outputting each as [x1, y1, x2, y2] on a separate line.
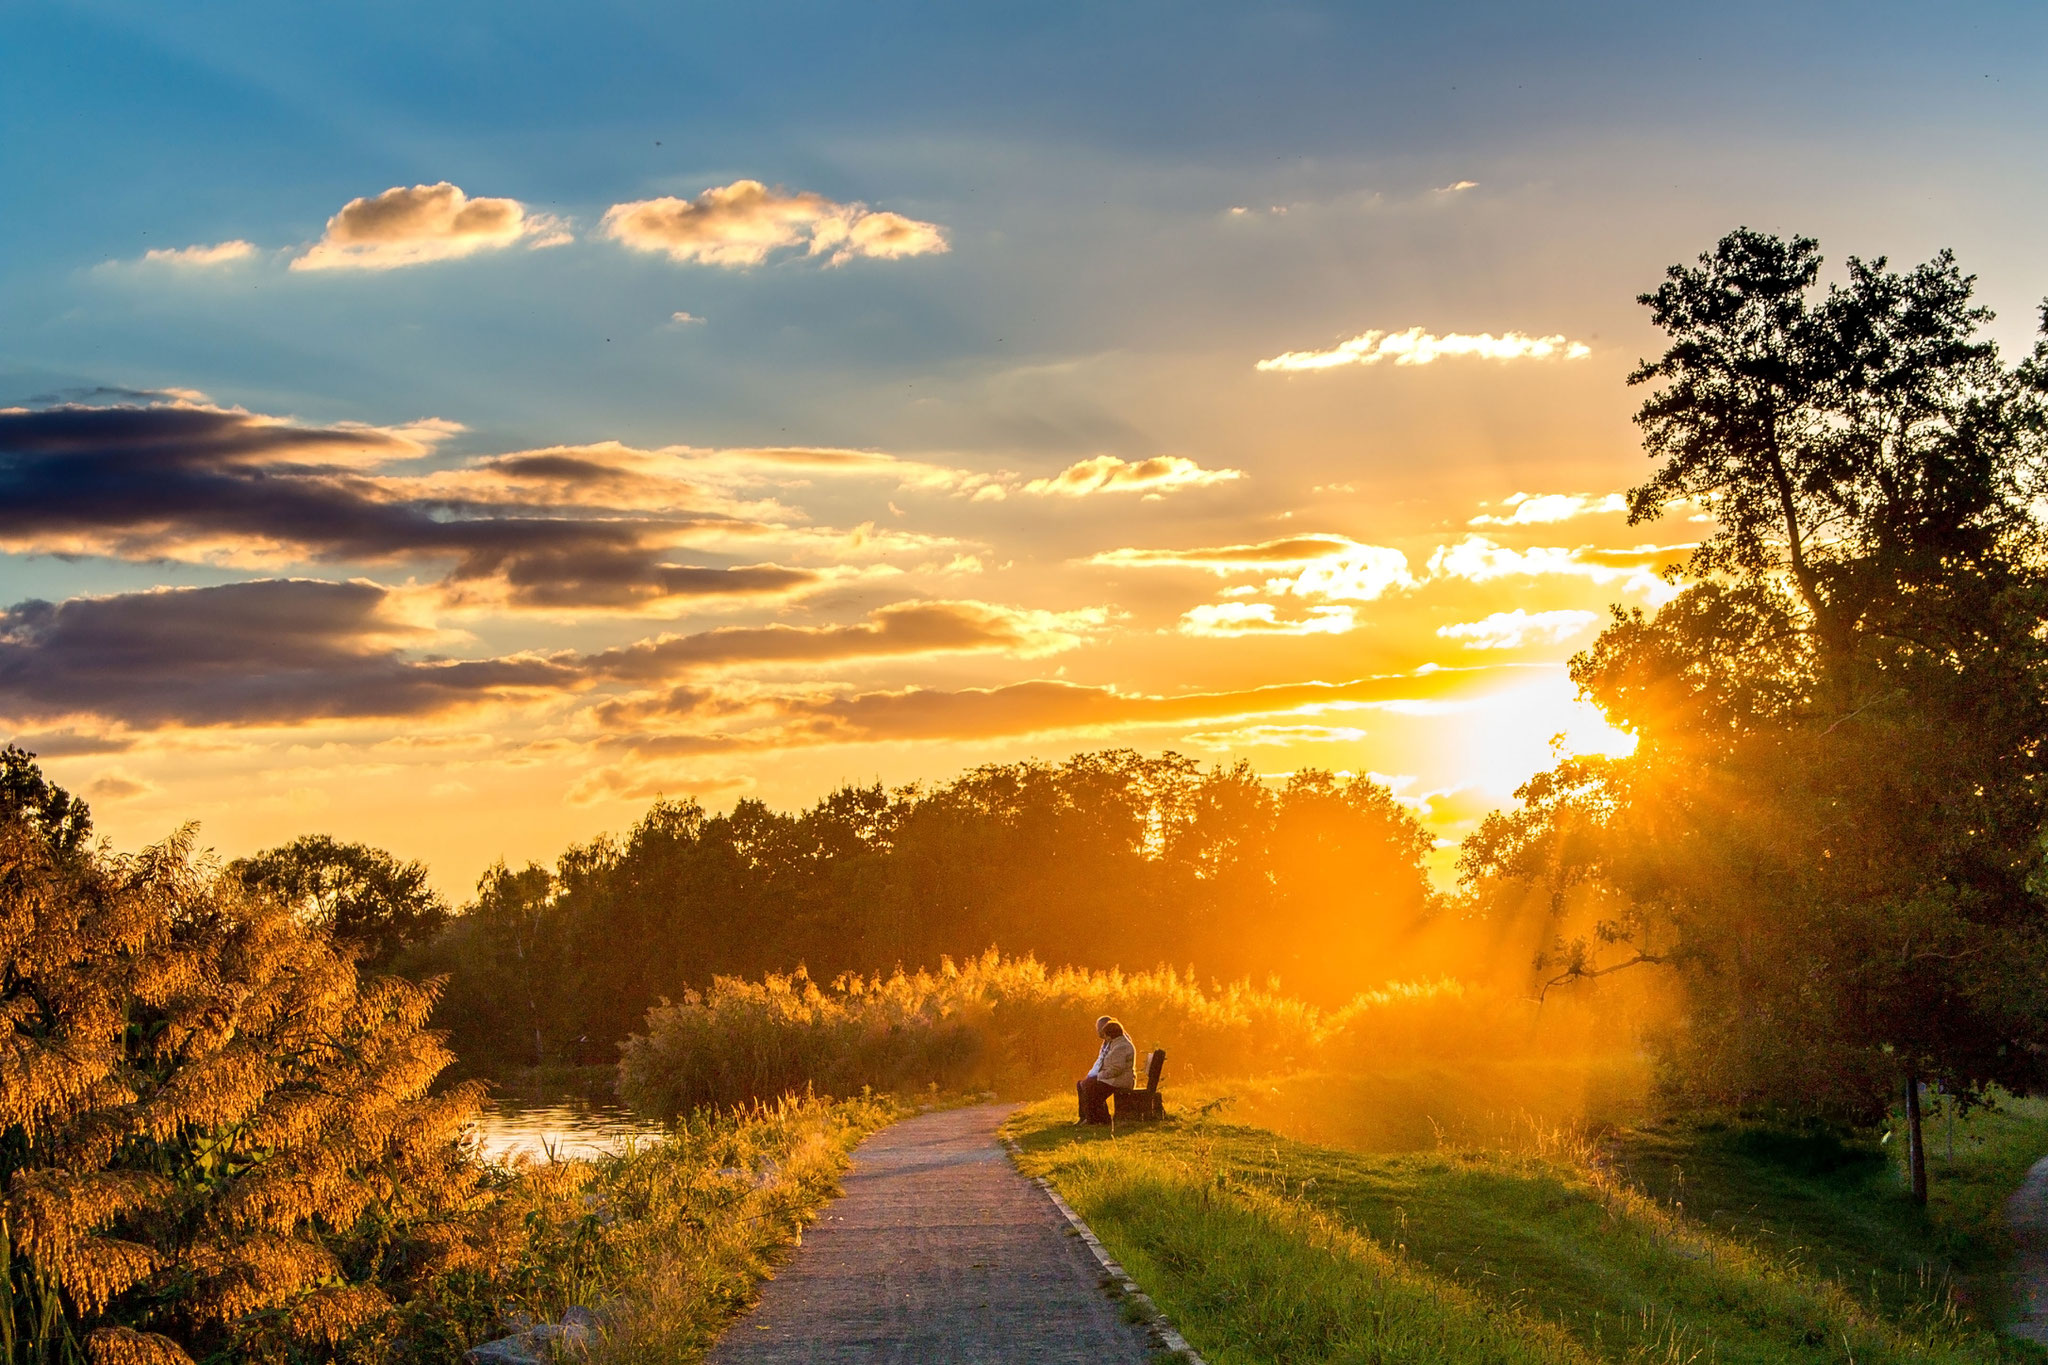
[231, 834, 448, 971]
[1463, 228, 2048, 1200]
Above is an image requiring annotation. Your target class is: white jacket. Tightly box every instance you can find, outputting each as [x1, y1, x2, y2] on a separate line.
[1088, 1033, 1137, 1089]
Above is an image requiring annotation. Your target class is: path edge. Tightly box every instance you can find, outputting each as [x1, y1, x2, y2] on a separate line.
[1000, 1136, 1211, 1365]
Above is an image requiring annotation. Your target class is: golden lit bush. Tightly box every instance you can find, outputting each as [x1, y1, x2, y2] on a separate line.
[0, 811, 500, 1364]
[615, 950, 1612, 1118]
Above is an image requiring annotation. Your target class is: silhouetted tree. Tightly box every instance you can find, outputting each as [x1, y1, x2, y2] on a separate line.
[0, 744, 92, 860]
[1465, 227, 2048, 1200]
[231, 834, 448, 971]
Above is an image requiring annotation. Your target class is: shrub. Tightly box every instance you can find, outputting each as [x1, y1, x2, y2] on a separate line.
[0, 810, 497, 1364]
[615, 951, 1600, 1118]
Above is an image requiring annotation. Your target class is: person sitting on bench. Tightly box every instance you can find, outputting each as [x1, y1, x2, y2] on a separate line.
[1077, 1015, 1135, 1124]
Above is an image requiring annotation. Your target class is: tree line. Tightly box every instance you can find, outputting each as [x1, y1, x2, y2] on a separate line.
[409, 756, 1443, 1076]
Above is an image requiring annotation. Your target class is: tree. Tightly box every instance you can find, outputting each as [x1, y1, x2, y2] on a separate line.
[0, 744, 92, 860]
[1464, 228, 2048, 1200]
[231, 835, 448, 971]
[1, 755, 496, 1363]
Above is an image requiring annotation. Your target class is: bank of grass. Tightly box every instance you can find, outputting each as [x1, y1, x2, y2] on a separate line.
[447, 1093, 900, 1363]
[1006, 1088, 2048, 1365]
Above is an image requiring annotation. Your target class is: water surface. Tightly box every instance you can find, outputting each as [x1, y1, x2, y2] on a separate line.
[470, 1096, 666, 1164]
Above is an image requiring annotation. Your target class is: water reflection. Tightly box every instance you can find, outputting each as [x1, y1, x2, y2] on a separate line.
[471, 1097, 666, 1165]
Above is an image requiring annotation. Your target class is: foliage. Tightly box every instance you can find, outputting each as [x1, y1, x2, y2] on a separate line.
[1006, 1092, 2043, 1364]
[614, 951, 1619, 1119]
[1461, 228, 2048, 1195]
[391, 1094, 894, 1365]
[229, 836, 447, 973]
[424, 754, 1440, 1077]
[1, 763, 497, 1364]
[0, 751, 900, 1364]
[0, 747, 91, 863]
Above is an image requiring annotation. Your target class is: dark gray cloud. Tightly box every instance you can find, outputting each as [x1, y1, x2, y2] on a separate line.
[0, 584, 1094, 731]
[582, 600, 1096, 682]
[0, 402, 813, 610]
[0, 580, 577, 728]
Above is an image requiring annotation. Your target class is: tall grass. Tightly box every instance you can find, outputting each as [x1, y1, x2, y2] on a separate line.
[417, 1095, 898, 1362]
[619, 951, 1324, 1116]
[616, 951, 1631, 1120]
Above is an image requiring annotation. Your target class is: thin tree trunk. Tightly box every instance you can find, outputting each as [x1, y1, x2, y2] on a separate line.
[1905, 1068, 1928, 1205]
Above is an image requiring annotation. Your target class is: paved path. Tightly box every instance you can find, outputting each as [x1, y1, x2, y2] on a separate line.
[2008, 1155, 2048, 1343]
[708, 1105, 1154, 1364]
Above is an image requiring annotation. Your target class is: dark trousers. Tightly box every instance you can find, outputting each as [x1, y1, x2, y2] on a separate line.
[1077, 1076, 1118, 1124]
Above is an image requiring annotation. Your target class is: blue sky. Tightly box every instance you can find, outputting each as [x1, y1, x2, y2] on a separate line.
[3, 0, 2044, 885]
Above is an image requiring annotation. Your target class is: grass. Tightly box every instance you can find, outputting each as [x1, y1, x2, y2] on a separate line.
[1006, 1085, 2048, 1365]
[440, 1093, 901, 1364]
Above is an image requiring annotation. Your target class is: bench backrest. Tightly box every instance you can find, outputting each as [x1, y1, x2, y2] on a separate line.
[1146, 1047, 1166, 1091]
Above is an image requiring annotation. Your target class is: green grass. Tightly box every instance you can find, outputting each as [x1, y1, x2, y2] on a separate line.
[431, 1094, 902, 1364]
[1006, 1086, 2048, 1365]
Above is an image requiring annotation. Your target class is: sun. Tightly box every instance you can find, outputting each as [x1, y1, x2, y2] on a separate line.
[1449, 670, 1637, 801]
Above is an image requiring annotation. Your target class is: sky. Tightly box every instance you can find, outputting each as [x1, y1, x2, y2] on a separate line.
[4, 0, 2046, 892]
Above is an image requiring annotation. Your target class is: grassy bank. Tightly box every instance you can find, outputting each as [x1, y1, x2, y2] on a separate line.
[1005, 1088, 2048, 1365]
[446, 1094, 899, 1363]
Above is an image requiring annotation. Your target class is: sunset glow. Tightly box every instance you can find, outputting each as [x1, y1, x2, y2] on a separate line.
[4, 3, 2043, 898]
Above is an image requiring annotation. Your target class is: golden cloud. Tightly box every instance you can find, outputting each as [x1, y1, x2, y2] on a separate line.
[142, 241, 257, 267]
[1177, 602, 1356, 637]
[582, 599, 1105, 681]
[1089, 534, 1384, 573]
[1256, 327, 1592, 372]
[1426, 535, 1687, 602]
[602, 180, 947, 268]
[292, 183, 570, 271]
[1467, 491, 1628, 526]
[1435, 608, 1600, 650]
[1019, 454, 1242, 499]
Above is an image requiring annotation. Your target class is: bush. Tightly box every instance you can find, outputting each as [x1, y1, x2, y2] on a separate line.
[615, 952, 1604, 1119]
[0, 803, 496, 1363]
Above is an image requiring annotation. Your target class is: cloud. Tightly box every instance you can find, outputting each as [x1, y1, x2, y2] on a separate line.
[1180, 723, 1369, 749]
[1255, 327, 1592, 372]
[1467, 492, 1627, 526]
[744, 669, 1485, 746]
[1436, 608, 1600, 650]
[602, 180, 947, 268]
[1177, 603, 1356, 637]
[85, 769, 156, 801]
[1089, 534, 1383, 574]
[1426, 535, 1687, 604]
[142, 241, 256, 267]
[670, 311, 705, 325]
[583, 600, 1103, 681]
[0, 403, 833, 611]
[1434, 180, 1480, 193]
[0, 578, 1096, 732]
[1018, 454, 1242, 499]
[1094, 534, 1414, 610]
[291, 183, 570, 271]
[0, 580, 577, 729]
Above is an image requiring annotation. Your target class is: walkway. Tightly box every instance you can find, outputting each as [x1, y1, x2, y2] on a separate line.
[2008, 1154, 2048, 1344]
[708, 1104, 1154, 1364]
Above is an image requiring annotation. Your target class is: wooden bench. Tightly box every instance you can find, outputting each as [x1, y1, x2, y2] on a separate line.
[1112, 1048, 1167, 1122]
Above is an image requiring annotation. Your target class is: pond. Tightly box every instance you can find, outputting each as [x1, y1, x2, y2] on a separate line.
[469, 1093, 668, 1165]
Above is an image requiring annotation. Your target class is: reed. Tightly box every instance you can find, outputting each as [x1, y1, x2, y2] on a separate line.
[615, 951, 1610, 1119]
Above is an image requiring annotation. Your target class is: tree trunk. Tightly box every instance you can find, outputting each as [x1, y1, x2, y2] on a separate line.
[1905, 1068, 1928, 1205]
